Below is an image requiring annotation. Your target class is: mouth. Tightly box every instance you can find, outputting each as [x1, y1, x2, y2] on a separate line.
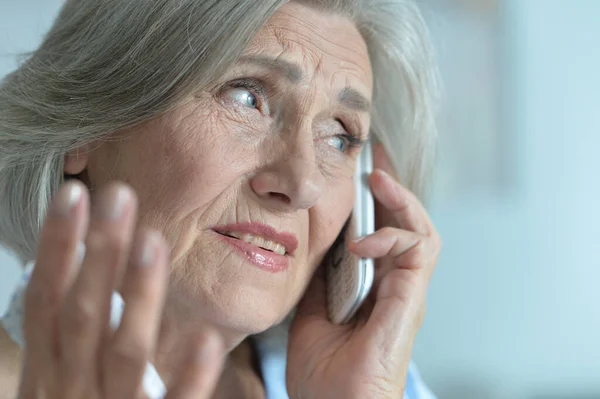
[211, 222, 298, 257]
[216, 231, 288, 255]
[210, 223, 298, 273]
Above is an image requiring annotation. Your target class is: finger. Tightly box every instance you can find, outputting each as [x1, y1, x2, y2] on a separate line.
[24, 181, 89, 388]
[58, 183, 137, 398]
[372, 142, 401, 232]
[363, 265, 428, 346]
[347, 227, 421, 261]
[17, 358, 38, 399]
[103, 230, 169, 399]
[350, 227, 438, 292]
[348, 228, 426, 314]
[352, 261, 427, 373]
[357, 238, 432, 361]
[372, 141, 403, 231]
[369, 169, 433, 235]
[164, 331, 225, 399]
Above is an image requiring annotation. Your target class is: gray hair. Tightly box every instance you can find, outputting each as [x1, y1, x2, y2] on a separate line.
[0, 0, 439, 263]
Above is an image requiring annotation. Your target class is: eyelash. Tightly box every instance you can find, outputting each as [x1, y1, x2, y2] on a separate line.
[224, 78, 266, 109]
[335, 119, 366, 150]
[221, 78, 366, 151]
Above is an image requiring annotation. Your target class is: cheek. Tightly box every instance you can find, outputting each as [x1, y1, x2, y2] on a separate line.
[151, 110, 254, 210]
[307, 179, 354, 266]
[100, 103, 258, 224]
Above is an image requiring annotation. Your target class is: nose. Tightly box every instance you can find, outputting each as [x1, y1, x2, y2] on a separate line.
[250, 139, 325, 211]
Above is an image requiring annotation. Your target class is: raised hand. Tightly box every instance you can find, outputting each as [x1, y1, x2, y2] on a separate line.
[19, 181, 225, 399]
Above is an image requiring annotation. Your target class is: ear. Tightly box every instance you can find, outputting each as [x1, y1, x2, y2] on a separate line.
[63, 144, 92, 176]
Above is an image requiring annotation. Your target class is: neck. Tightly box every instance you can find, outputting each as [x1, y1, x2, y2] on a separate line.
[152, 310, 266, 399]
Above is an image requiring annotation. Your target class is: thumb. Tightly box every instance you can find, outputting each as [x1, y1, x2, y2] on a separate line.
[294, 264, 328, 320]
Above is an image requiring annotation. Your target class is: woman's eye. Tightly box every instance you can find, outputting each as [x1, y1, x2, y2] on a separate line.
[228, 88, 259, 109]
[325, 135, 349, 152]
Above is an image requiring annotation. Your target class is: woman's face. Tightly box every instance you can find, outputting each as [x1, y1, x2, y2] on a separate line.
[78, 3, 373, 337]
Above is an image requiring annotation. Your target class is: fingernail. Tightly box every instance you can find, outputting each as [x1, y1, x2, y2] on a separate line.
[352, 236, 366, 244]
[133, 232, 159, 267]
[93, 185, 131, 220]
[51, 183, 82, 217]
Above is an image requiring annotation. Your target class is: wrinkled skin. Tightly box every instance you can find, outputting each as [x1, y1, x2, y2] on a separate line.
[6, 3, 440, 399]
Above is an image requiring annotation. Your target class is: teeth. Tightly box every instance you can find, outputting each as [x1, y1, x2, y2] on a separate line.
[225, 232, 286, 255]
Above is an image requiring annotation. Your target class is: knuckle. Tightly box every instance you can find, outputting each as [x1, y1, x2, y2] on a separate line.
[63, 293, 96, 334]
[380, 226, 397, 236]
[380, 270, 416, 303]
[86, 230, 127, 262]
[109, 339, 150, 369]
[403, 240, 427, 267]
[411, 239, 428, 256]
[25, 282, 63, 318]
[85, 230, 108, 252]
[50, 231, 76, 255]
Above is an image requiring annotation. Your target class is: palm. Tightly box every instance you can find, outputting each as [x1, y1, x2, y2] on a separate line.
[286, 267, 389, 398]
[287, 317, 365, 397]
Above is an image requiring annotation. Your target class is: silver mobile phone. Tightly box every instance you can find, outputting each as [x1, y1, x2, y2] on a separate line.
[326, 140, 375, 324]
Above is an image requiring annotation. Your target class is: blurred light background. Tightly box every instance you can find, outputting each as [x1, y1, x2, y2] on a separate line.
[1, 1, 599, 398]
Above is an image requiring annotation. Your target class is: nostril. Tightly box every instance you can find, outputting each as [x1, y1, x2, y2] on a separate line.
[268, 192, 291, 204]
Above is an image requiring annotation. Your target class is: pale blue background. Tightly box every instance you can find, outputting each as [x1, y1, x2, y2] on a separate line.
[1, 1, 599, 398]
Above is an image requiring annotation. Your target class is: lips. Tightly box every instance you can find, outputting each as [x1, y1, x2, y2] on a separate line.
[219, 231, 287, 255]
[210, 222, 298, 273]
[211, 222, 298, 255]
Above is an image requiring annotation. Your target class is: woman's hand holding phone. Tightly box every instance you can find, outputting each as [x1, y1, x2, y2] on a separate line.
[286, 142, 441, 399]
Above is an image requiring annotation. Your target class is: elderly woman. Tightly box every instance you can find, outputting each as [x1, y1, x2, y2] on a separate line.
[0, 0, 440, 398]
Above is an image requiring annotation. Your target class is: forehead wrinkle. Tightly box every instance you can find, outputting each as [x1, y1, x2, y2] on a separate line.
[270, 23, 371, 88]
[271, 10, 368, 62]
[271, 29, 321, 77]
[245, 6, 373, 115]
[292, 82, 320, 131]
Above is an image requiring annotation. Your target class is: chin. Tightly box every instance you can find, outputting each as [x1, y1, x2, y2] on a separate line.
[167, 235, 308, 338]
[169, 273, 298, 338]
[212, 291, 292, 335]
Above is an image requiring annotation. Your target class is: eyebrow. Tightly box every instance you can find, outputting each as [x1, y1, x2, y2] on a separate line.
[238, 56, 304, 83]
[338, 87, 371, 112]
[237, 55, 372, 112]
